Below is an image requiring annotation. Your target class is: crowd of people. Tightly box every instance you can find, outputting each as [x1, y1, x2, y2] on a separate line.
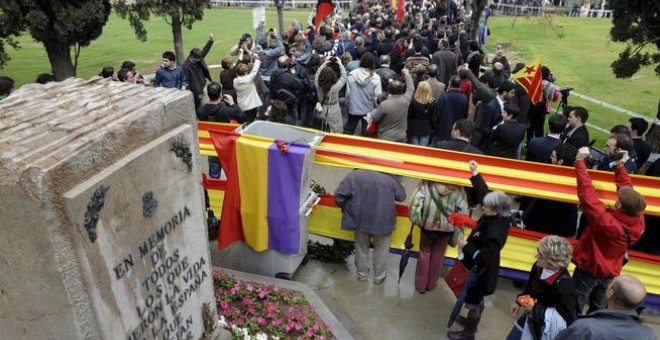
[1, 1, 658, 338]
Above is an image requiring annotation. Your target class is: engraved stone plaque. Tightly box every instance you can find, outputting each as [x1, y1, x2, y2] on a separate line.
[63, 126, 213, 340]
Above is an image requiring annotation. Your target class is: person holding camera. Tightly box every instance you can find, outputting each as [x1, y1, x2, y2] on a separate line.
[594, 133, 638, 174]
[315, 56, 348, 132]
[571, 146, 646, 315]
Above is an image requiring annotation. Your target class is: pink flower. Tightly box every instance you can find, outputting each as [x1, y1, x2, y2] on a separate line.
[271, 319, 282, 327]
[306, 328, 314, 337]
[294, 322, 302, 331]
[309, 306, 316, 313]
[258, 288, 270, 299]
[256, 317, 267, 326]
[246, 283, 254, 292]
[266, 304, 277, 318]
[219, 300, 230, 311]
[242, 296, 251, 306]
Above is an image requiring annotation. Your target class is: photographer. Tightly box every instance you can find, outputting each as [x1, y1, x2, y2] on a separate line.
[269, 55, 304, 123]
[197, 82, 246, 179]
[572, 146, 646, 314]
[593, 133, 637, 174]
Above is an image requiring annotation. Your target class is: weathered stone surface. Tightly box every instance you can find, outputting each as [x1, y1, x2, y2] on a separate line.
[0, 78, 216, 339]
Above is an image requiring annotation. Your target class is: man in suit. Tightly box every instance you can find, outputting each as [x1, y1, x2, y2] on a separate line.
[523, 143, 579, 237]
[526, 114, 567, 163]
[426, 64, 445, 101]
[562, 106, 590, 149]
[489, 102, 526, 159]
[434, 118, 483, 154]
[477, 81, 516, 154]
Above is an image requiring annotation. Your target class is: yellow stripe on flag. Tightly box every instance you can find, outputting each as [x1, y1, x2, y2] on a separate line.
[236, 135, 272, 251]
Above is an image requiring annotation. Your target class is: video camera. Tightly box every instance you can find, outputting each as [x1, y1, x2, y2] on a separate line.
[559, 87, 573, 96]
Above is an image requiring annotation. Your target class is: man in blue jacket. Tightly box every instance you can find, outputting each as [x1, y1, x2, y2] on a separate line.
[154, 51, 187, 89]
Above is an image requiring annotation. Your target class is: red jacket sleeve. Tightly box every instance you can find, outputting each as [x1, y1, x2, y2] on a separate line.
[575, 159, 607, 221]
[613, 163, 633, 189]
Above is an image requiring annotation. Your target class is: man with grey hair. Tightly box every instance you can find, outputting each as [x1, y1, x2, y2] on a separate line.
[425, 64, 446, 101]
[374, 55, 396, 93]
[431, 38, 458, 87]
[555, 275, 655, 340]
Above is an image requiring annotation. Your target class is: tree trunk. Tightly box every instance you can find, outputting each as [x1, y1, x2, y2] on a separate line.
[470, 0, 487, 42]
[44, 40, 75, 81]
[275, 0, 285, 34]
[172, 13, 185, 65]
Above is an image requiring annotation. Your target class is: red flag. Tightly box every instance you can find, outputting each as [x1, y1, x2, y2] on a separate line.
[211, 131, 245, 250]
[315, 0, 335, 32]
[513, 60, 543, 104]
[395, 0, 405, 22]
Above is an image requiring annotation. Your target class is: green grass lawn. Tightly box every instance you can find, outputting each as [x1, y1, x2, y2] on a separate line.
[486, 14, 659, 147]
[2, 9, 311, 86]
[2, 9, 658, 146]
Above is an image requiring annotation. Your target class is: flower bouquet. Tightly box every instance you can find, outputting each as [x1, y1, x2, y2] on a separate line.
[214, 269, 334, 340]
[447, 212, 477, 260]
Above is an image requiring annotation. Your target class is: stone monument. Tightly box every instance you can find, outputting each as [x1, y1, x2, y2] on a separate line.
[0, 78, 217, 339]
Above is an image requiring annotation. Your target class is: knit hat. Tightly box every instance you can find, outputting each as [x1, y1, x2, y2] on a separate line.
[617, 187, 646, 216]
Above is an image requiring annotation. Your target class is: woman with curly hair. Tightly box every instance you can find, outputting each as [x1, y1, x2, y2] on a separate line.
[408, 81, 437, 146]
[506, 235, 577, 340]
[315, 57, 347, 132]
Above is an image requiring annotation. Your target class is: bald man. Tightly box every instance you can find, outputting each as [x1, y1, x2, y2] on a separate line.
[555, 275, 656, 340]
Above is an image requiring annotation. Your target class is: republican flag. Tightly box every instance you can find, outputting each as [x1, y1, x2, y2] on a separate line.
[315, 0, 335, 32]
[212, 131, 309, 254]
[512, 59, 543, 104]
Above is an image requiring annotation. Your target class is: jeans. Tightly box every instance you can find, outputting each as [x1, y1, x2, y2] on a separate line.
[208, 157, 221, 179]
[573, 267, 612, 315]
[344, 114, 367, 136]
[409, 135, 430, 146]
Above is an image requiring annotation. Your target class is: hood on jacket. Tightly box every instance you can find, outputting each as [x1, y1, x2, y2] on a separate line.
[354, 68, 375, 86]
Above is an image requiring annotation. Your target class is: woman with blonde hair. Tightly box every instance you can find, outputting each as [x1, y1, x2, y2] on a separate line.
[407, 80, 437, 146]
[506, 235, 577, 340]
[233, 58, 262, 123]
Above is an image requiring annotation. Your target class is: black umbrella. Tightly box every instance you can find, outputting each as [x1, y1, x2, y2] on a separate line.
[447, 267, 479, 329]
[398, 223, 416, 284]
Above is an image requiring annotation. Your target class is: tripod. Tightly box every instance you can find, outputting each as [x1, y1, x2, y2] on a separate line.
[555, 87, 573, 115]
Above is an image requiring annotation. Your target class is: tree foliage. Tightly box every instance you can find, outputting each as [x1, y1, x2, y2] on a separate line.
[609, 0, 660, 78]
[0, 0, 111, 79]
[115, 0, 208, 64]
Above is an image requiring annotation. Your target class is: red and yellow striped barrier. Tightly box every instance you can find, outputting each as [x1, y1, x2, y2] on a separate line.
[198, 123, 660, 304]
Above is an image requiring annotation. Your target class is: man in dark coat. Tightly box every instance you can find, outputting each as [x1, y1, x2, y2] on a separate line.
[431, 39, 458, 87]
[269, 56, 305, 122]
[523, 143, 579, 237]
[183, 35, 214, 109]
[489, 102, 526, 159]
[561, 106, 590, 149]
[526, 114, 566, 163]
[335, 170, 406, 284]
[433, 76, 468, 142]
[476, 81, 515, 154]
[374, 55, 396, 93]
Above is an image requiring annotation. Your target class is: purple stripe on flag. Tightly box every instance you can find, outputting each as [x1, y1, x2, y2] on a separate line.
[267, 143, 309, 254]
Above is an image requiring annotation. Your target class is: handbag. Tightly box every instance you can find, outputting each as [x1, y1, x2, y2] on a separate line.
[366, 120, 379, 138]
[444, 260, 469, 298]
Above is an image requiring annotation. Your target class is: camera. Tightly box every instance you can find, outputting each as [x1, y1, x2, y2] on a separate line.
[559, 87, 573, 95]
[611, 151, 625, 161]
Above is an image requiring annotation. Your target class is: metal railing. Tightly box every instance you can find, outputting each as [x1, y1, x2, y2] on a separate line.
[495, 3, 612, 18]
[209, 0, 353, 8]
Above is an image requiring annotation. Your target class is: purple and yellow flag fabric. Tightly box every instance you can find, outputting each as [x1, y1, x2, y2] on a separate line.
[213, 131, 309, 254]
